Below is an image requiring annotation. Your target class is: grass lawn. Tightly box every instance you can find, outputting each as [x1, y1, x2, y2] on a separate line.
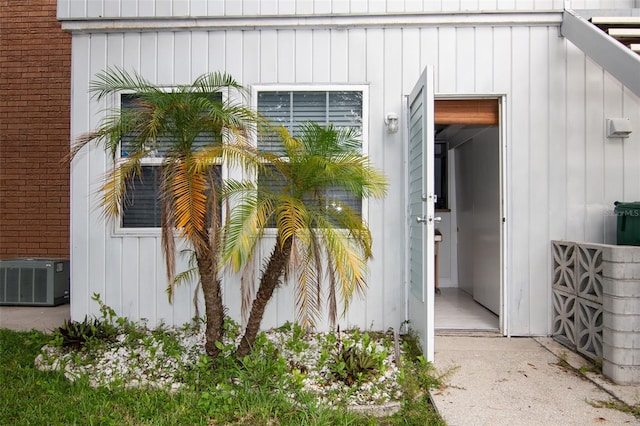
[0, 324, 444, 426]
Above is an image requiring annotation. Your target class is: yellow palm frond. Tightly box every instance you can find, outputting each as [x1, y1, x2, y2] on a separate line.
[99, 167, 128, 219]
[170, 160, 209, 246]
[98, 156, 143, 220]
[292, 230, 325, 328]
[162, 193, 177, 293]
[294, 250, 321, 329]
[275, 197, 307, 248]
[314, 219, 369, 313]
[222, 192, 273, 273]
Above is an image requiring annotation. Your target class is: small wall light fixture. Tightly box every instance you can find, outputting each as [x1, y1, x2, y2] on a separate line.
[385, 112, 399, 134]
[606, 118, 632, 138]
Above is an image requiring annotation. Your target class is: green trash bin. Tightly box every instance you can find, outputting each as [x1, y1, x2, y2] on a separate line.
[614, 201, 640, 246]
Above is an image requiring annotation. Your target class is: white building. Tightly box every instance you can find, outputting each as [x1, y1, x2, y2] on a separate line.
[59, 0, 640, 360]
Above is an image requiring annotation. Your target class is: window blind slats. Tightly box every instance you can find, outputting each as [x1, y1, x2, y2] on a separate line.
[328, 92, 363, 129]
[257, 91, 363, 154]
[257, 90, 364, 226]
[122, 166, 162, 228]
[119, 92, 222, 228]
[258, 166, 361, 227]
[120, 93, 222, 158]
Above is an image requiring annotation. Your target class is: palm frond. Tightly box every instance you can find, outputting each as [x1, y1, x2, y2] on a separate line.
[314, 216, 369, 313]
[240, 258, 256, 325]
[97, 153, 145, 221]
[294, 246, 321, 329]
[167, 250, 200, 316]
[90, 66, 158, 101]
[170, 160, 209, 246]
[192, 71, 246, 98]
[275, 196, 308, 248]
[325, 251, 338, 327]
[222, 188, 273, 272]
[161, 183, 176, 291]
[277, 126, 303, 158]
[168, 261, 200, 303]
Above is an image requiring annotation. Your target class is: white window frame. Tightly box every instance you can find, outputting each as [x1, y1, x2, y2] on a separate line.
[110, 89, 229, 237]
[251, 84, 370, 232]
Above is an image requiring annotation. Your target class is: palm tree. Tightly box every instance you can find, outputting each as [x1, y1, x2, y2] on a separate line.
[222, 123, 388, 358]
[70, 67, 259, 358]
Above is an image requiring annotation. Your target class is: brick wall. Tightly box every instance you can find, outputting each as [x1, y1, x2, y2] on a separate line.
[0, 0, 71, 258]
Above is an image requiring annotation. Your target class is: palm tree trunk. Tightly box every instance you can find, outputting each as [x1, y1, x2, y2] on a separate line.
[196, 248, 225, 358]
[236, 236, 293, 358]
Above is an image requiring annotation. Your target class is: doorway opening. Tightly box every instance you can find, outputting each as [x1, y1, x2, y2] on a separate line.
[432, 98, 503, 333]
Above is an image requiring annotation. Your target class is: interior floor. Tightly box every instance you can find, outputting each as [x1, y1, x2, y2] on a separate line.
[435, 287, 499, 330]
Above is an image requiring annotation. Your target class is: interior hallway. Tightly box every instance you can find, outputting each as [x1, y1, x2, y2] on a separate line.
[435, 287, 498, 331]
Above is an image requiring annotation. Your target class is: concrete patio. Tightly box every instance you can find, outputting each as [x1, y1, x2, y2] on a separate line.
[0, 304, 70, 333]
[431, 334, 640, 425]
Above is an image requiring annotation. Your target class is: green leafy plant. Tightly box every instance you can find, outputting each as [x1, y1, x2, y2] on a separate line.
[327, 342, 380, 385]
[50, 294, 129, 350]
[51, 317, 117, 350]
[284, 322, 310, 354]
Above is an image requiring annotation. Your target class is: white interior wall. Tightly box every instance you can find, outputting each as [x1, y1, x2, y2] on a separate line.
[454, 128, 501, 314]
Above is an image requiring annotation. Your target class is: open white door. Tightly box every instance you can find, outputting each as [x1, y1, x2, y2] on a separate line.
[407, 66, 435, 361]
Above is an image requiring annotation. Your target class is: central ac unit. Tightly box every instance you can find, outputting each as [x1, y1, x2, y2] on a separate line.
[0, 259, 70, 306]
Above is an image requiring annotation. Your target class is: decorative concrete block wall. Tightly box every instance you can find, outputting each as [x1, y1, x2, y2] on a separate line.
[552, 241, 640, 385]
[601, 245, 640, 385]
[552, 241, 603, 361]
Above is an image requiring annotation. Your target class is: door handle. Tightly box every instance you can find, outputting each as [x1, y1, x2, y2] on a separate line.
[417, 216, 441, 224]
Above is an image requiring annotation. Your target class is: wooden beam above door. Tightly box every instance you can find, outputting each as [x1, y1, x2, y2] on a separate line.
[435, 99, 499, 125]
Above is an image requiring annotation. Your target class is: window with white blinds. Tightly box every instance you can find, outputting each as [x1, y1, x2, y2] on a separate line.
[120, 93, 222, 158]
[119, 93, 222, 229]
[256, 89, 365, 227]
[257, 91, 363, 154]
[122, 165, 162, 228]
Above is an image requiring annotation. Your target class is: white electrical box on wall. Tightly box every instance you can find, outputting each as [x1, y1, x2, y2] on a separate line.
[0, 259, 70, 306]
[606, 118, 632, 138]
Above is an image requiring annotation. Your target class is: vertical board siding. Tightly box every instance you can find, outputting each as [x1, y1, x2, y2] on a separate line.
[438, 28, 457, 93]
[603, 74, 624, 244]
[623, 89, 640, 201]
[381, 28, 404, 330]
[456, 28, 475, 93]
[69, 19, 640, 336]
[121, 238, 139, 318]
[191, 31, 209, 78]
[548, 27, 568, 241]
[509, 26, 532, 333]
[474, 27, 493, 93]
[70, 33, 90, 322]
[261, 31, 278, 82]
[58, 0, 635, 19]
[565, 43, 587, 241]
[242, 31, 261, 84]
[277, 30, 296, 82]
[585, 58, 606, 243]
[528, 27, 551, 335]
[87, 33, 108, 320]
[359, 28, 384, 329]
